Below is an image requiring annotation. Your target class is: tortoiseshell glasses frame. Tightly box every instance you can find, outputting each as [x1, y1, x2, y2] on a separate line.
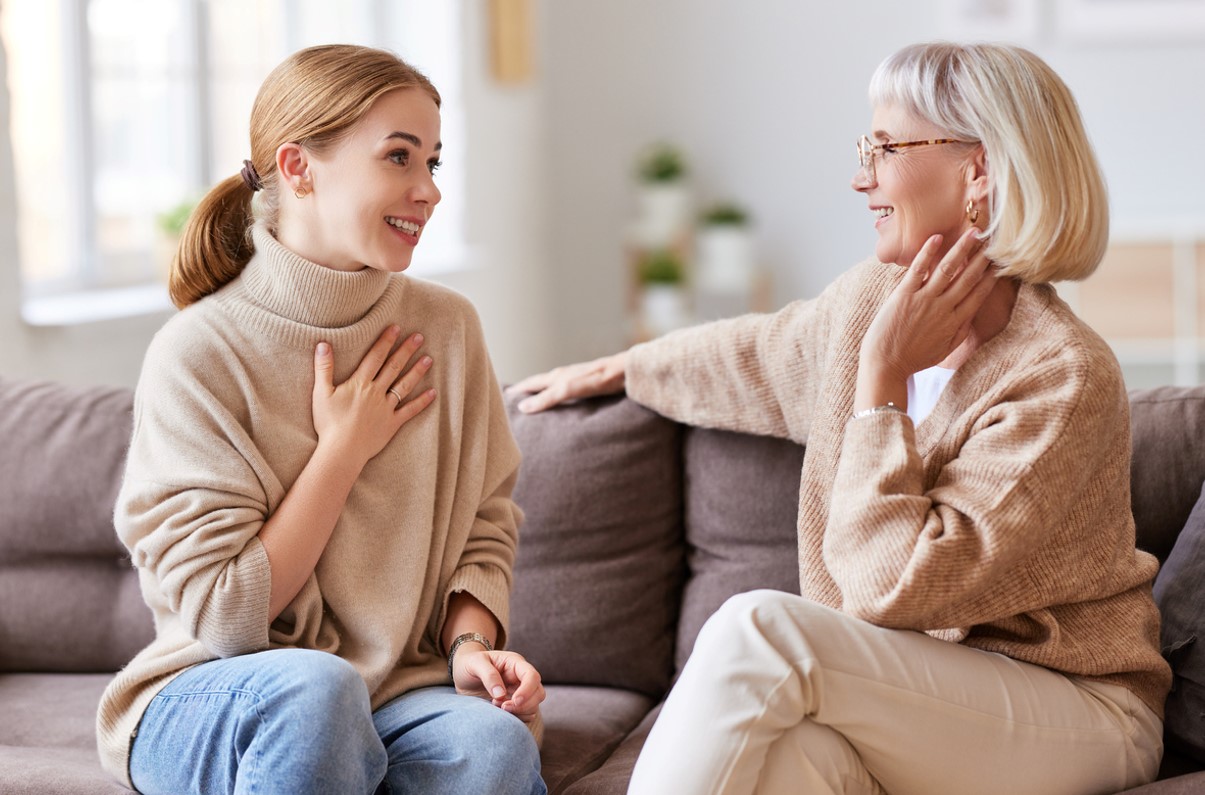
[855, 134, 975, 182]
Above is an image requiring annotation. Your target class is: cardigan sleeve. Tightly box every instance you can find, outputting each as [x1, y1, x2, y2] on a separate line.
[625, 298, 826, 442]
[625, 260, 884, 442]
[823, 348, 1131, 632]
[116, 330, 273, 658]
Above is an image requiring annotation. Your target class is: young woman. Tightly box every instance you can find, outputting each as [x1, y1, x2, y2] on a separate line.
[514, 42, 1169, 795]
[97, 45, 545, 795]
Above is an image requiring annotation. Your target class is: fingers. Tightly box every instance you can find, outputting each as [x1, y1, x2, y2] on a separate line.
[904, 234, 945, 288]
[503, 658, 544, 710]
[489, 654, 544, 719]
[465, 653, 509, 701]
[456, 652, 545, 720]
[508, 370, 556, 395]
[313, 341, 334, 396]
[510, 353, 628, 414]
[511, 366, 576, 414]
[393, 387, 437, 423]
[388, 349, 434, 407]
[353, 325, 402, 383]
[955, 256, 999, 317]
[378, 332, 427, 389]
[514, 365, 579, 414]
[517, 384, 567, 414]
[926, 228, 987, 297]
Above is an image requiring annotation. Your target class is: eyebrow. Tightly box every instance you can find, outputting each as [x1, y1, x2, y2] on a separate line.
[386, 131, 443, 151]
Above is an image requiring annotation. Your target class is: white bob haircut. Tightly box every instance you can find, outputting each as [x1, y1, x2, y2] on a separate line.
[869, 42, 1108, 283]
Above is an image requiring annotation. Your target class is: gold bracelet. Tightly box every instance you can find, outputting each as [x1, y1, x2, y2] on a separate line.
[447, 631, 493, 678]
[852, 402, 906, 421]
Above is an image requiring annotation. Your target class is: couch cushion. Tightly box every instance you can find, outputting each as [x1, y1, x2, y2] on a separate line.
[1129, 386, 1205, 563]
[0, 378, 132, 559]
[1153, 479, 1205, 765]
[539, 685, 655, 795]
[0, 558, 153, 672]
[0, 378, 152, 672]
[1116, 771, 1205, 794]
[562, 703, 661, 795]
[506, 394, 685, 699]
[676, 426, 804, 673]
[0, 673, 128, 795]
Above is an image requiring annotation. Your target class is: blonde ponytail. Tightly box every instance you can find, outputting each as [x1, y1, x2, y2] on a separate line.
[168, 175, 256, 308]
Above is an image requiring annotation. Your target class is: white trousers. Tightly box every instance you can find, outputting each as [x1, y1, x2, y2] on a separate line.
[628, 590, 1162, 795]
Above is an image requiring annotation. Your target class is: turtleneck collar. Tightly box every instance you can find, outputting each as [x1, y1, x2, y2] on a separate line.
[239, 224, 392, 329]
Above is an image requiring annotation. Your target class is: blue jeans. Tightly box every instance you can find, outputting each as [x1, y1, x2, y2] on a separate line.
[128, 648, 546, 795]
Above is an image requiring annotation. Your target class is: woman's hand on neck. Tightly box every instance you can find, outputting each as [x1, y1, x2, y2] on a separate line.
[854, 229, 998, 414]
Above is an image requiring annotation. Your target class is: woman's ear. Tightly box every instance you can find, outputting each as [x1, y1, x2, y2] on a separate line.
[276, 142, 310, 195]
[965, 144, 990, 205]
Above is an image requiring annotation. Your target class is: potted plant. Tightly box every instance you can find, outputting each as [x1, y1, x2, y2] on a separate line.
[694, 201, 756, 320]
[696, 200, 754, 293]
[637, 248, 689, 337]
[633, 142, 690, 248]
[638, 143, 686, 183]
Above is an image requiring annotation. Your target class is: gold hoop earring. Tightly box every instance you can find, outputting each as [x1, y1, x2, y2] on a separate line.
[966, 199, 979, 224]
[294, 188, 308, 199]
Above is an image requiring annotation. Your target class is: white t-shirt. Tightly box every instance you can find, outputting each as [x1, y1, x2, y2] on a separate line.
[907, 365, 956, 424]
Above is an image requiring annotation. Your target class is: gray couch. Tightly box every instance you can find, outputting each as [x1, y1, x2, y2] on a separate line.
[3, 375, 1205, 794]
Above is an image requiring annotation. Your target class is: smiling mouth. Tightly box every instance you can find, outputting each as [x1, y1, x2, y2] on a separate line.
[874, 207, 894, 219]
[386, 217, 421, 235]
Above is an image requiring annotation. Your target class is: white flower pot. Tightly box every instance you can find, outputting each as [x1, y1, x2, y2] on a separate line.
[696, 226, 754, 292]
[634, 183, 691, 247]
[640, 284, 690, 338]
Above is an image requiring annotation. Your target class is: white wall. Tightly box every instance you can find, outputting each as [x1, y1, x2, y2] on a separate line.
[425, 6, 554, 386]
[539, 0, 1205, 366]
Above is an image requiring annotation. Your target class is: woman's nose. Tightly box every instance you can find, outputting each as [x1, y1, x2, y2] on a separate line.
[414, 173, 441, 207]
[851, 164, 875, 192]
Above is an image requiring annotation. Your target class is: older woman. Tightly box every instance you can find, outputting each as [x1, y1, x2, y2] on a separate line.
[512, 43, 1170, 795]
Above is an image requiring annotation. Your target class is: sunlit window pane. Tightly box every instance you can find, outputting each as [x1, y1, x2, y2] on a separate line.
[2, 0, 466, 303]
[3, 2, 74, 291]
[90, 0, 198, 287]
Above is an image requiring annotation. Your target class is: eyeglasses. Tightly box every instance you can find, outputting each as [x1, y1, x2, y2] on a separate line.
[855, 134, 975, 182]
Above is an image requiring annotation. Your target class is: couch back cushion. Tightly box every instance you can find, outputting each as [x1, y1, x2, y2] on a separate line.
[506, 395, 686, 699]
[1129, 386, 1205, 563]
[1153, 479, 1205, 765]
[0, 378, 153, 671]
[677, 426, 804, 673]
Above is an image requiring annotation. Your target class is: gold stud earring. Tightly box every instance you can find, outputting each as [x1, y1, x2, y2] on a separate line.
[294, 188, 308, 199]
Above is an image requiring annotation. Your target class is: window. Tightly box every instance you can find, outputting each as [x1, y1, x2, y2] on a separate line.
[2, 0, 465, 323]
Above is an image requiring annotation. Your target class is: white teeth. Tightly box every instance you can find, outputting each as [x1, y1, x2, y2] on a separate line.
[387, 217, 420, 234]
[874, 207, 894, 218]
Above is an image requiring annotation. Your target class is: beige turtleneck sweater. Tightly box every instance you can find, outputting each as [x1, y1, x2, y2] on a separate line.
[96, 225, 523, 787]
[627, 259, 1172, 716]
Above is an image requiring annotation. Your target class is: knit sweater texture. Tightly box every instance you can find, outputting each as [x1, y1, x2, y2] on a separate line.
[627, 259, 1172, 716]
[96, 225, 523, 787]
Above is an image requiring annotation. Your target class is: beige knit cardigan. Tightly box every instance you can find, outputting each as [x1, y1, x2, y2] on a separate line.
[96, 226, 523, 787]
[627, 259, 1172, 716]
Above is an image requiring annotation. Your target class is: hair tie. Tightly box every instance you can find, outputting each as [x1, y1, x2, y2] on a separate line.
[240, 159, 262, 192]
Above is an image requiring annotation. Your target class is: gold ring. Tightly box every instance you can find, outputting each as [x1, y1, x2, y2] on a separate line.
[387, 387, 403, 405]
